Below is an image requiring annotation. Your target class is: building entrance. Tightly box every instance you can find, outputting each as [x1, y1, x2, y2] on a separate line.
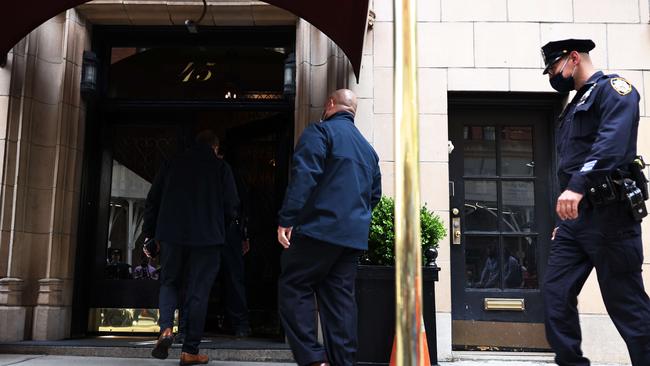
[448, 93, 563, 351]
[72, 26, 295, 339]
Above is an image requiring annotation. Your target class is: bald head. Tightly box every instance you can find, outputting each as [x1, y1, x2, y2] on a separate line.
[322, 89, 358, 120]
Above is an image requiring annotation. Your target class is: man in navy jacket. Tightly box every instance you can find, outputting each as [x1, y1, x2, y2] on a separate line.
[277, 89, 382, 366]
[143, 130, 239, 366]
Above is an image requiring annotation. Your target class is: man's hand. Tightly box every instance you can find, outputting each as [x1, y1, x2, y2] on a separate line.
[277, 226, 293, 249]
[556, 190, 584, 220]
[242, 239, 250, 255]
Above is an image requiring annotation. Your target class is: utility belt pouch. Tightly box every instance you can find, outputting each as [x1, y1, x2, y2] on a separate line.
[586, 176, 618, 207]
[622, 178, 648, 221]
[629, 156, 649, 201]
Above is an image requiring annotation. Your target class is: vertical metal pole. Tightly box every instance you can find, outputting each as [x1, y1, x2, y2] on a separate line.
[394, 0, 422, 365]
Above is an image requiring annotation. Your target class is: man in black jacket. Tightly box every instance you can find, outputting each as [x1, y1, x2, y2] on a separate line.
[277, 89, 382, 366]
[143, 130, 239, 366]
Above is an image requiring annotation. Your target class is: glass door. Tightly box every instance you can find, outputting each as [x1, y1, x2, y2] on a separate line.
[449, 103, 555, 351]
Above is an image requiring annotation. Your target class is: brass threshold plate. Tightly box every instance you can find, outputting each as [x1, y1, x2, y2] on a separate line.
[484, 298, 525, 311]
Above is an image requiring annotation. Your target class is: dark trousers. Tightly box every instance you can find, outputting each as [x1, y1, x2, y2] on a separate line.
[278, 234, 361, 366]
[178, 223, 248, 335]
[543, 204, 650, 366]
[221, 222, 249, 331]
[159, 242, 221, 355]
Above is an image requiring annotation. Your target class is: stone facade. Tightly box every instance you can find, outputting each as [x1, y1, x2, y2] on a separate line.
[0, 0, 649, 364]
[362, 0, 650, 363]
[0, 9, 89, 341]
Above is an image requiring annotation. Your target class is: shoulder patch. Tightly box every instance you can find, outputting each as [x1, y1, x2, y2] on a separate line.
[610, 77, 633, 96]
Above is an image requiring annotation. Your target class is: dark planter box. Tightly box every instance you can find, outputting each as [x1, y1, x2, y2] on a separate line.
[355, 265, 440, 365]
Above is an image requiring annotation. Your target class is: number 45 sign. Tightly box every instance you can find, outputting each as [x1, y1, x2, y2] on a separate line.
[180, 62, 216, 83]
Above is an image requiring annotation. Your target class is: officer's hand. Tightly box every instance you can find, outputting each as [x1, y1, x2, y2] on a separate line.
[242, 239, 250, 255]
[556, 190, 584, 220]
[277, 226, 293, 248]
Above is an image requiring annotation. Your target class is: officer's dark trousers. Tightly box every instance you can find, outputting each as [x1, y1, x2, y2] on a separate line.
[221, 222, 250, 331]
[278, 234, 361, 366]
[159, 242, 221, 355]
[544, 203, 650, 366]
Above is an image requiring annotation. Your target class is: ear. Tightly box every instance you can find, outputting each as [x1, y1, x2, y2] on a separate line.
[570, 51, 581, 65]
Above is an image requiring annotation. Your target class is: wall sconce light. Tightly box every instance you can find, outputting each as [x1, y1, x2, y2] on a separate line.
[80, 50, 98, 98]
[283, 52, 296, 98]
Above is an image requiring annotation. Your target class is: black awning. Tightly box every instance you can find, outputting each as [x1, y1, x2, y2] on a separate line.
[0, 0, 370, 81]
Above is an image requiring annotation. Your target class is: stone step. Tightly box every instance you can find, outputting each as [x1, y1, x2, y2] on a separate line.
[0, 337, 294, 363]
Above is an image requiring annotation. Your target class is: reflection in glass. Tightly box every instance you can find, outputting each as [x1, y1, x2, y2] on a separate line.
[504, 237, 538, 289]
[465, 236, 500, 289]
[89, 308, 178, 333]
[502, 181, 535, 232]
[464, 180, 498, 231]
[105, 160, 157, 280]
[501, 126, 534, 176]
[463, 126, 496, 176]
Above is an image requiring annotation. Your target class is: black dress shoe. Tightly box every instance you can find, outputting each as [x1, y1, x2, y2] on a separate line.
[151, 327, 174, 359]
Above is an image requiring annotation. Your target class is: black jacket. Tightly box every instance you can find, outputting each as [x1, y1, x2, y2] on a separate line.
[143, 144, 239, 246]
[278, 112, 382, 249]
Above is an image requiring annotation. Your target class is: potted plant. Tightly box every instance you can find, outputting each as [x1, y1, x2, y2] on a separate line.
[356, 196, 446, 365]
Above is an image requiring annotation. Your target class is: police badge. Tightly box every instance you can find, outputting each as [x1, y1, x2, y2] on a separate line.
[610, 77, 632, 96]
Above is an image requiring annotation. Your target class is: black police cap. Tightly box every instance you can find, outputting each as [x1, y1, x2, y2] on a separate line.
[541, 39, 595, 74]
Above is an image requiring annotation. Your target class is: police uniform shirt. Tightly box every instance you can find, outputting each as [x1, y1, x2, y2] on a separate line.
[557, 71, 640, 194]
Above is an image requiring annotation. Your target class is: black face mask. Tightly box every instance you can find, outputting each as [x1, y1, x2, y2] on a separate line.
[549, 58, 576, 93]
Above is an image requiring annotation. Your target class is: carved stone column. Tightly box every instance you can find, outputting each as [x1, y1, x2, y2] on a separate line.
[0, 278, 27, 341]
[33, 278, 70, 340]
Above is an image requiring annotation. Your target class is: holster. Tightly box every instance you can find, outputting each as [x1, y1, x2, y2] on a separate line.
[629, 156, 649, 200]
[586, 175, 648, 221]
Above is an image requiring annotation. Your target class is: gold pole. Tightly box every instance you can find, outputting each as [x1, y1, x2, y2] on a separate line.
[393, 0, 422, 365]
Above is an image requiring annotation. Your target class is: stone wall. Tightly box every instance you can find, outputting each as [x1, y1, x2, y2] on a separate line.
[358, 0, 650, 362]
[0, 9, 90, 341]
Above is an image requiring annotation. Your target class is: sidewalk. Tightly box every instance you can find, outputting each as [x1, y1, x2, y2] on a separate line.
[0, 354, 631, 366]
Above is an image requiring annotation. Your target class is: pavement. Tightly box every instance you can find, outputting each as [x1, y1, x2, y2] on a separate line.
[0, 354, 632, 366]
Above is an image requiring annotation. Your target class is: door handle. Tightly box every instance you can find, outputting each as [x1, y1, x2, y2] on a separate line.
[451, 207, 461, 245]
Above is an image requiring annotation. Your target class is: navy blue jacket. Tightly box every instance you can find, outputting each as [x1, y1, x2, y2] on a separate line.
[557, 71, 640, 194]
[278, 112, 382, 250]
[143, 144, 239, 246]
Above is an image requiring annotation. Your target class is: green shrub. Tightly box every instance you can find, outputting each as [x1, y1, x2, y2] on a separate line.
[364, 196, 446, 266]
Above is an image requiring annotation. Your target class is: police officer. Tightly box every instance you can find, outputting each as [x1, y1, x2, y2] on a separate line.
[541, 39, 650, 366]
[277, 89, 382, 366]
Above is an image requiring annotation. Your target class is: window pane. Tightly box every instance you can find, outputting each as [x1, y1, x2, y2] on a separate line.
[503, 237, 538, 289]
[105, 125, 179, 280]
[502, 181, 535, 232]
[109, 47, 287, 100]
[501, 126, 534, 176]
[464, 180, 498, 231]
[465, 236, 500, 289]
[463, 126, 496, 176]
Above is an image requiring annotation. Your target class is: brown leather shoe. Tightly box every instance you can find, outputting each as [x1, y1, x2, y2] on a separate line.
[151, 327, 174, 359]
[179, 352, 209, 365]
